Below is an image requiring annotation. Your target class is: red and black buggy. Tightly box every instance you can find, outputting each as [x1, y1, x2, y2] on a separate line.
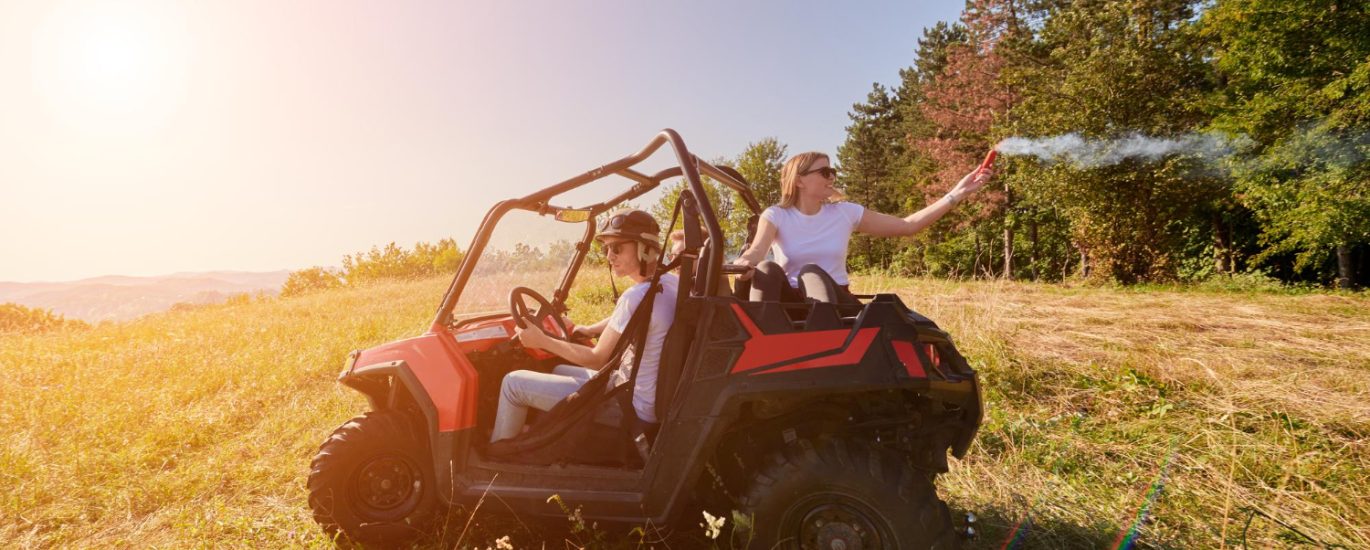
[307, 130, 983, 549]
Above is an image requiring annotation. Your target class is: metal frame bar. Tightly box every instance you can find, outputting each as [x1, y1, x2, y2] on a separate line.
[431, 129, 760, 330]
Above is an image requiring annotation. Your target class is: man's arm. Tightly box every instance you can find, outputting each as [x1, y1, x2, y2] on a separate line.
[516, 324, 622, 370]
[573, 317, 609, 338]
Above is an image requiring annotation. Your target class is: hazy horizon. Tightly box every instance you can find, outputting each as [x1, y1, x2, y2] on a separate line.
[1, 0, 964, 283]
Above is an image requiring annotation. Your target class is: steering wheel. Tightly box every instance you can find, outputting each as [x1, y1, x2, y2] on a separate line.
[508, 287, 571, 341]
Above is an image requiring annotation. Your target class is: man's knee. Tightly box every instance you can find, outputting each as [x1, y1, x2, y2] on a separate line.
[500, 370, 531, 404]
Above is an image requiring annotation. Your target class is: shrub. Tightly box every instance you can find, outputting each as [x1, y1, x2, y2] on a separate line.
[282, 239, 465, 298]
[0, 303, 89, 334]
[281, 267, 343, 297]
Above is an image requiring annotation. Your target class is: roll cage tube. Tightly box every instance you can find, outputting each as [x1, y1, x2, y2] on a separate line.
[432, 129, 759, 330]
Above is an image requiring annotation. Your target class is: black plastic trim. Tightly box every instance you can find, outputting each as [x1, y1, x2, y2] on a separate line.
[339, 360, 457, 505]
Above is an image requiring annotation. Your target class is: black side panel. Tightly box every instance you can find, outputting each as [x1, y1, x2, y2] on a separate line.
[640, 294, 982, 524]
[656, 299, 700, 422]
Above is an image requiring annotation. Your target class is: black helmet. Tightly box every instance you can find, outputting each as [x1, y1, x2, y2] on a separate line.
[596, 209, 661, 251]
[596, 209, 662, 275]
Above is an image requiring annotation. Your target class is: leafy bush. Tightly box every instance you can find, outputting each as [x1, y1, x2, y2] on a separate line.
[340, 238, 464, 284]
[280, 267, 343, 297]
[282, 239, 464, 297]
[0, 303, 89, 334]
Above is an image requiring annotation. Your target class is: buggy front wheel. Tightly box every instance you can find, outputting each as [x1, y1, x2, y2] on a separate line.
[307, 411, 439, 545]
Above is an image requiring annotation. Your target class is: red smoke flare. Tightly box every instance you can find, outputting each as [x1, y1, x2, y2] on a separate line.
[978, 148, 998, 172]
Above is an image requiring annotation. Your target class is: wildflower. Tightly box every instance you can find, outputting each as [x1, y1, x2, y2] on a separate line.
[701, 510, 726, 540]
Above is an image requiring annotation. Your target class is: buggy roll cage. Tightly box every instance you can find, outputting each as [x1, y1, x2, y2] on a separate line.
[431, 129, 762, 331]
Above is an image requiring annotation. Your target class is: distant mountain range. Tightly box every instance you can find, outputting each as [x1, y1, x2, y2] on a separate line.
[0, 271, 292, 322]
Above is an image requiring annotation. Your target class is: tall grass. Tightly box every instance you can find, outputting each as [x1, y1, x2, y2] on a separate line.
[857, 275, 1369, 548]
[2, 275, 1366, 548]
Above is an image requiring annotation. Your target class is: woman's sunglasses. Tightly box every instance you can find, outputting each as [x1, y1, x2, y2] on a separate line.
[802, 166, 838, 179]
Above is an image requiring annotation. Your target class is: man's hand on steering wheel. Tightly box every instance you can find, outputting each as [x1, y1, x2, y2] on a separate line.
[514, 323, 552, 351]
[508, 286, 571, 345]
[568, 325, 596, 345]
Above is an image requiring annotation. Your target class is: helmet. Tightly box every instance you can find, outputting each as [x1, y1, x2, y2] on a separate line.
[596, 209, 662, 275]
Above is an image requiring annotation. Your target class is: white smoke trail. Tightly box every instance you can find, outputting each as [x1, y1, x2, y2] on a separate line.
[996, 132, 1242, 168]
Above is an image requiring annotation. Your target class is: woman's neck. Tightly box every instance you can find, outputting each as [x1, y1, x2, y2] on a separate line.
[795, 196, 823, 215]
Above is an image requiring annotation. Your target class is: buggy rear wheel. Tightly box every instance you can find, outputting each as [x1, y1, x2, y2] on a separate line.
[308, 411, 439, 545]
[738, 438, 958, 550]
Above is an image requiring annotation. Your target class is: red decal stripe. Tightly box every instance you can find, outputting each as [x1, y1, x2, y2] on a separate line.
[729, 304, 879, 375]
[892, 340, 927, 378]
[755, 328, 880, 375]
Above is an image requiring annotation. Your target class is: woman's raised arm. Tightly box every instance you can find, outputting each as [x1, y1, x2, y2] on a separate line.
[857, 168, 992, 238]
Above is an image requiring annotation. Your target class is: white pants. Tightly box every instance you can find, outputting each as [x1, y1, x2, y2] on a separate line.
[490, 365, 622, 443]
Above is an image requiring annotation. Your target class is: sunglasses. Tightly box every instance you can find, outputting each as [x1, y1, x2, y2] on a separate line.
[599, 240, 634, 255]
[802, 166, 838, 179]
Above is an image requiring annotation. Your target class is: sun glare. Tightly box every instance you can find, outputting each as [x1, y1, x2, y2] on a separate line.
[31, 1, 191, 134]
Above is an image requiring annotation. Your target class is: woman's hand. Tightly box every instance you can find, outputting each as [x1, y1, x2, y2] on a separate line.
[731, 256, 756, 281]
[951, 167, 994, 198]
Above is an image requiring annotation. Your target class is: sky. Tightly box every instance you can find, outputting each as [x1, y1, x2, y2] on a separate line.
[0, 0, 967, 283]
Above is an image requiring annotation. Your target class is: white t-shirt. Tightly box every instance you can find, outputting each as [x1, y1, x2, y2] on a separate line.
[761, 202, 865, 286]
[606, 272, 678, 423]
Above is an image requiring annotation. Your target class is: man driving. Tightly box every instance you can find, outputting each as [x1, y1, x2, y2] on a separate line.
[490, 209, 678, 442]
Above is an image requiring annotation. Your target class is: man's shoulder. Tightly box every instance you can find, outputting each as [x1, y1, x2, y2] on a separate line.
[620, 274, 678, 302]
[621, 274, 672, 297]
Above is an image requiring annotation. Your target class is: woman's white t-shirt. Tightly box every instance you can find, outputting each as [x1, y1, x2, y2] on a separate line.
[761, 202, 865, 286]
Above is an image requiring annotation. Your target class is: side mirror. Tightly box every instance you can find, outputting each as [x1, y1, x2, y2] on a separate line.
[554, 209, 592, 223]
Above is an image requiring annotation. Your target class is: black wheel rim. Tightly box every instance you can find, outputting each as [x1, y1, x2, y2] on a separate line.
[787, 495, 888, 550]
[353, 453, 421, 518]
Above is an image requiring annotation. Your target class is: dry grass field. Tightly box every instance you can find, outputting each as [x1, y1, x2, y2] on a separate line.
[1, 275, 1366, 548]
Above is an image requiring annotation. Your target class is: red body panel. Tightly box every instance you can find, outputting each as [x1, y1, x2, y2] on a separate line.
[891, 340, 927, 378]
[452, 318, 517, 354]
[354, 330, 477, 432]
[729, 304, 881, 376]
[451, 315, 567, 360]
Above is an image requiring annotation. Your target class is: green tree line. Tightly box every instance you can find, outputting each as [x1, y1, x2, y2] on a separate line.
[669, 0, 1366, 288]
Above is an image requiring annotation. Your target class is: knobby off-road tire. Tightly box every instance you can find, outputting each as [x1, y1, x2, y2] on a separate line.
[308, 411, 439, 545]
[738, 438, 959, 550]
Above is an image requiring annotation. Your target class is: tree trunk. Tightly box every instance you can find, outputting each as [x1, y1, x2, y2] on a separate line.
[985, 235, 998, 279]
[1226, 218, 1237, 273]
[1029, 217, 1040, 281]
[1078, 244, 1089, 279]
[1212, 213, 1229, 274]
[1337, 244, 1355, 289]
[973, 233, 982, 280]
[1003, 182, 1014, 280]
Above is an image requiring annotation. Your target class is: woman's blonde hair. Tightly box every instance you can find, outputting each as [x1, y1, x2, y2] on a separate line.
[778, 151, 831, 208]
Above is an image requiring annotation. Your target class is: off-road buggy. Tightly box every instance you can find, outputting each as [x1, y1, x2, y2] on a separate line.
[307, 130, 983, 549]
